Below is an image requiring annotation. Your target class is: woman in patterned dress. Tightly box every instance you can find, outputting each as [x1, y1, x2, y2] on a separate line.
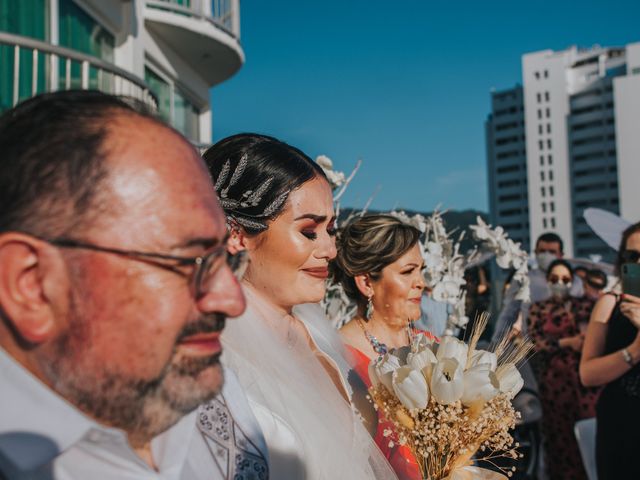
[528, 259, 600, 480]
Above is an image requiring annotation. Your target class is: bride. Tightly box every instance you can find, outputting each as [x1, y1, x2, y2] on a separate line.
[203, 133, 396, 479]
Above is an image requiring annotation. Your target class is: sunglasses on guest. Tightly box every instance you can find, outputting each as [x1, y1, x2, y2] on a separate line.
[549, 274, 572, 285]
[621, 249, 640, 264]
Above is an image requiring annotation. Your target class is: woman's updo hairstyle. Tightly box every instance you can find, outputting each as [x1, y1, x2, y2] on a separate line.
[331, 214, 421, 318]
[203, 133, 327, 235]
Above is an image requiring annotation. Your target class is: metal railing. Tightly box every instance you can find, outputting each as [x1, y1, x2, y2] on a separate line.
[0, 32, 157, 111]
[147, 0, 240, 38]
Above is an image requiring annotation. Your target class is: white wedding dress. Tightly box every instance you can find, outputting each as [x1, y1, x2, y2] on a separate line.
[221, 284, 397, 480]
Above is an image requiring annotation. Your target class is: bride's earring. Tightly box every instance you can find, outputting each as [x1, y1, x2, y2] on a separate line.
[365, 295, 374, 321]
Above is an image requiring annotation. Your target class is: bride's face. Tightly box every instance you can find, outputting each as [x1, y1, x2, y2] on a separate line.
[371, 244, 425, 325]
[244, 176, 337, 312]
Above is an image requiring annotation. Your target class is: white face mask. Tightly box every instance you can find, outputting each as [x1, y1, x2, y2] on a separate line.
[549, 281, 571, 298]
[536, 252, 557, 272]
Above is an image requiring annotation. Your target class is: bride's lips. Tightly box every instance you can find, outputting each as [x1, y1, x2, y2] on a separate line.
[409, 297, 421, 305]
[177, 332, 222, 356]
[302, 267, 329, 279]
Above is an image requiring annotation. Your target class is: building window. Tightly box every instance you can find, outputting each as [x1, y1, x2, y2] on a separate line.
[0, 0, 49, 110]
[546, 107, 551, 118]
[546, 123, 551, 133]
[144, 67, 171, 123]
[537, 109, 542, 119]
[544, 70, 549, 78]
[541, 187, 546, 197]
[540, 171, 545, 181]
[535, 71, 540, 80]
[538, 124, 543, 134]
[543, 218, 548, 228]
[549, 186, 555, 196]
[550, 217, 556, 228]
[144, 66, 200, 141]
[537, 93, 542, 103]
[550, 202, 555, 212]
[58, 0, 115, 91]
[548, 154, 553, 165]
[547, 139, 552, 149]
[542, 203, 547, 213]
[549, 170, 554, 181]
[545, 91, 550, 101]
[539, 155, 544, 166]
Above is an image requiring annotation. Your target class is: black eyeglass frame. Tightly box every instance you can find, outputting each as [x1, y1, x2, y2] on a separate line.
[39, 237, 247, 297]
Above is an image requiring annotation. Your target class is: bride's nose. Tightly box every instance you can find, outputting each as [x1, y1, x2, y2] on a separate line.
[316, 231, 337, 260]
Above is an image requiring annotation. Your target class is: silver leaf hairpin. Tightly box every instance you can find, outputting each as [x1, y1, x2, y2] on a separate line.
[221, 153, 248, 197]
[230, 214, 269, 232]
[261, 190, 289, 218]
[214, 160, 231, 193]
[245, 177, 273, 207]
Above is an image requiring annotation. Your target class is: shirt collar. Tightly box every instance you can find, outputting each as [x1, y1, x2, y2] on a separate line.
[0, 347, 110, 474]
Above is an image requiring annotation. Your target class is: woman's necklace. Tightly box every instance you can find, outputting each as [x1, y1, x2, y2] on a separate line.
[356, 317, 414, 356]
[356, 318, 388, 355]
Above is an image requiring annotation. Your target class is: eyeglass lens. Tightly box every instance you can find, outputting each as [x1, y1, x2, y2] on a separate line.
[196, 250, 249, 295]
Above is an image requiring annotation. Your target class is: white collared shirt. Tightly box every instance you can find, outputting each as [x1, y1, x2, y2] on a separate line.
[0, 348, 268, 480]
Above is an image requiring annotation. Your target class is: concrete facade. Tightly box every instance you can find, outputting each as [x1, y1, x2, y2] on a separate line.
[486, 42, 640, 260]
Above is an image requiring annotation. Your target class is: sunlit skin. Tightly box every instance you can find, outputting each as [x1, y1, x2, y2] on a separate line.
[340, 244, 426, 359]
[239, 176, 337, 314]
[0, 113, 245, 468]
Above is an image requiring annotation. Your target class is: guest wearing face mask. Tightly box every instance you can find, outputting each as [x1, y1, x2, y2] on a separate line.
[528, 259, 601, 480]
[531, 233, 584, 302]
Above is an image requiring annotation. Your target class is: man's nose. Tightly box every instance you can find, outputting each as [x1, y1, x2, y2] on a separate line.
[197, 265, 246, 319]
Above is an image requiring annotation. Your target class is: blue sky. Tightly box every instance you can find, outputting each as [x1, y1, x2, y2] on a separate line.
[211, 0, 640, 213]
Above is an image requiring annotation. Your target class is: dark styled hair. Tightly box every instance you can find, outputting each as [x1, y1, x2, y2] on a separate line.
[331, 214, 421, 319]
[0, 90, 160, 237]
[546, 258, 574, 279]
[615, 222, 640, 276]
[203, 133, 327, 235]
[536, 232, 564, 253]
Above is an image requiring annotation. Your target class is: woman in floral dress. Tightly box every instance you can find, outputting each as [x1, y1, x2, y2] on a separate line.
[528, 259, 600, 480]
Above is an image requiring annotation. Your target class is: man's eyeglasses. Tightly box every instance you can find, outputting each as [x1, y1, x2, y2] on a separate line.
[621, 249, 640, 265]
[41, 237, 249, 297]
[549, 274, 572, 285]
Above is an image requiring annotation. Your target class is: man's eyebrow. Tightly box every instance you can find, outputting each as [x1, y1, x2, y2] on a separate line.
[172, 234, 229, 250]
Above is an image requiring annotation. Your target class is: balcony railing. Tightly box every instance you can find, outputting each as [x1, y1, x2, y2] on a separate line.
[0, 32, 157, 112]
[147, 0, 240, 38]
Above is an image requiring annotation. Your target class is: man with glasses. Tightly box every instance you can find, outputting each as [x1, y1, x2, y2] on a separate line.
[0, 91, 268, 479]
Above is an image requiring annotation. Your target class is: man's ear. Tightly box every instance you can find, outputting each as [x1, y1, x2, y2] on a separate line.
[227, 224, 248, 255]
[0, 234, 60, 345]
[354, 274, 374, 298]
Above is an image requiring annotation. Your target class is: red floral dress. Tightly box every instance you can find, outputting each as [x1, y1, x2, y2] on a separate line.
[346, 330, 438, 480]
[528, 296, 601, 480]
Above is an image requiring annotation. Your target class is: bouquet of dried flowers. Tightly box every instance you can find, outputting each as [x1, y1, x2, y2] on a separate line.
[368, 314, 532, 480]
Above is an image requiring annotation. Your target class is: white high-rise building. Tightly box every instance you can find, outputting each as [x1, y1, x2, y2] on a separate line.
[486, 42, 640, 259]
[0, 0, 244, 145]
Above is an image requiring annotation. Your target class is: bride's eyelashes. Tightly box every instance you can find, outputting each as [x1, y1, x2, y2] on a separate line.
[301, 226, 337, 240]
[302, 230, 318, 240]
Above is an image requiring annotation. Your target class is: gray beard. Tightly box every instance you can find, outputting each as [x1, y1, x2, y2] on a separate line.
[40, 288, 225, 442]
